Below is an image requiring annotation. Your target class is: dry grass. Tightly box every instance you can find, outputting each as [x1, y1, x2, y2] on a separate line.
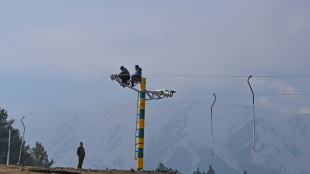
[0, 164, 177, 174]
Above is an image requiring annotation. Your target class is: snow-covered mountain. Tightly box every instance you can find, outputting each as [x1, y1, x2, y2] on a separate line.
[20, 101, 310, 174]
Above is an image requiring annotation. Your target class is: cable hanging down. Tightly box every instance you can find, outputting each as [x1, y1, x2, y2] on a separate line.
[210, 93, 216, 156]
[247, 75, 256, 153]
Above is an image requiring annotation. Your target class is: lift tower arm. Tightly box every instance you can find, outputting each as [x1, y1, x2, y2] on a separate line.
[111, 74, 175, 171]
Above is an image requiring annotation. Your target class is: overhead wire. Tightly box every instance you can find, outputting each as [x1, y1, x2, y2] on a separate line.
[11, 100, 138, 139]
[0, 101, 137, 142]
[77, 101, 137, 119]
[0, 75, 110, 130]
[146, 74, 310, 96]
[145, 74, 310, 78]
[145, 74, 248, 78]
[0, 101, 137, 143]
[8, 73, 310, 120]
[2, 74, 310, 135]
[1, 73, 310, 160]
[210, 93, 216, 156]
[177, 92, 310, 96]
[247, 76, 256, 153]
[25, 75, 110, 118]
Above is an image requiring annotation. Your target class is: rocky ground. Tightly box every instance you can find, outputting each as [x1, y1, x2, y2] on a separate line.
[0, 164, 178, 174]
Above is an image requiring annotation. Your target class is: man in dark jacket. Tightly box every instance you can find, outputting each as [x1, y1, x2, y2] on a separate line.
[118, 66, 130, 85]
[77, 142, 85, 169]
[131, 65, 142, 87]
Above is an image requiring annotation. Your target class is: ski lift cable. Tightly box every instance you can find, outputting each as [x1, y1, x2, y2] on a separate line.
[177, 91, 310, 96]
[1, 75, 110, 130]
[6, 73, 310, 121]
[210, 93, 216, 156]
[9, 101, 138, 138]
[145, 74, 248, 78]
[0, 75, 110, 134]
[145, 74, 310, 78]
[25, 75, 110, 119]
[247, 75, 256, 154]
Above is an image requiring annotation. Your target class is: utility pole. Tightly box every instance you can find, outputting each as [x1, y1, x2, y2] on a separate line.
[136, 77, 146, 170]
[17, 116, 26, 165]
[111, 74, 175, 170]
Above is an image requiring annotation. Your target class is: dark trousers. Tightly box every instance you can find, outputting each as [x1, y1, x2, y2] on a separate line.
[131, 75, 141, 86]
[77, 156, 84, 169]
[119, 74, 130, 84]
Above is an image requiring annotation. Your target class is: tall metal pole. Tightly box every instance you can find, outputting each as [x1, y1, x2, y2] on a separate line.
[110, 74, 174, 170]
[17, 116, 26, 164]
[137, 77, 146, 170]
[7, 129, 11, 165]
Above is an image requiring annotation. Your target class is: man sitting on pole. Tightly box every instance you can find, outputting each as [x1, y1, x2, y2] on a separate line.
[131, 65, 142, 87]
[118, 66, 130, 86]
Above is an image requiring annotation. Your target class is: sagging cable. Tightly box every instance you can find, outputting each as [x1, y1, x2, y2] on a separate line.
[247, 75, 256, 153]
[210, 93, 216, 155]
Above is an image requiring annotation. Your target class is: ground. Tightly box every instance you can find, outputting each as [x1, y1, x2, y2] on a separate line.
[0, 164, 177, 174]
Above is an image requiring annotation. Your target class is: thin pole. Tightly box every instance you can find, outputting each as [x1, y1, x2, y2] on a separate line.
[137, 78, 146, 170]
[210, 93, 216, 155]
[17, 116, 26, 164]
[7, 129, 11, 165]
[247, 76, 256, 153]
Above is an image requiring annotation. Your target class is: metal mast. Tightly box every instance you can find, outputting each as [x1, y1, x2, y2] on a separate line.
[111, 74, 175, 170]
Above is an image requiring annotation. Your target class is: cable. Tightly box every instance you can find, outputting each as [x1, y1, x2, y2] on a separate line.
[0, 75, 110, 131]
[145, 74, 248, 78]
[9, 73, 310, 119]
[0, 101, 136, 143]
[26, 75, 110, 118]
[253, 75, 310, 78]
[145, 74, 310, 78]
[16, 101, 138, 139]
[247, 76, 256, 154]
[177, 92, 310, 96]
[78, 101, 137, 119]
[210, 93, 216, 156]
[0, 101, 137, 143]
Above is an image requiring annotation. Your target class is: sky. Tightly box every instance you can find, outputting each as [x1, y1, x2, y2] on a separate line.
[1, 0, 310, 121]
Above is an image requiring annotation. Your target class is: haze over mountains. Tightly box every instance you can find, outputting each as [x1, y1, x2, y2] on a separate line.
[17, 101, 310, 174]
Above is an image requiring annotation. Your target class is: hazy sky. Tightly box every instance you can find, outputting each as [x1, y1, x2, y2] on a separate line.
[1, 1, 310, 119]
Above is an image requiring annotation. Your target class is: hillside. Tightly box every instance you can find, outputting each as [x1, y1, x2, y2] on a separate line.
[0, 164, 177, 174]
[14, 101, 310, 174]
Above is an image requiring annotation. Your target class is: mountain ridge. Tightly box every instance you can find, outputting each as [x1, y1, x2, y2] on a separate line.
[16, 101, 310, 174]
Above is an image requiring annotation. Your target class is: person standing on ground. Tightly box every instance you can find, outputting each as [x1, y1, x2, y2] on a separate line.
[77, 142, 85, 169]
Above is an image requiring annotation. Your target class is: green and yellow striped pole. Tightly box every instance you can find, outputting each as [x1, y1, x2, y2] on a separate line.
[137, 77, 146, 170]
